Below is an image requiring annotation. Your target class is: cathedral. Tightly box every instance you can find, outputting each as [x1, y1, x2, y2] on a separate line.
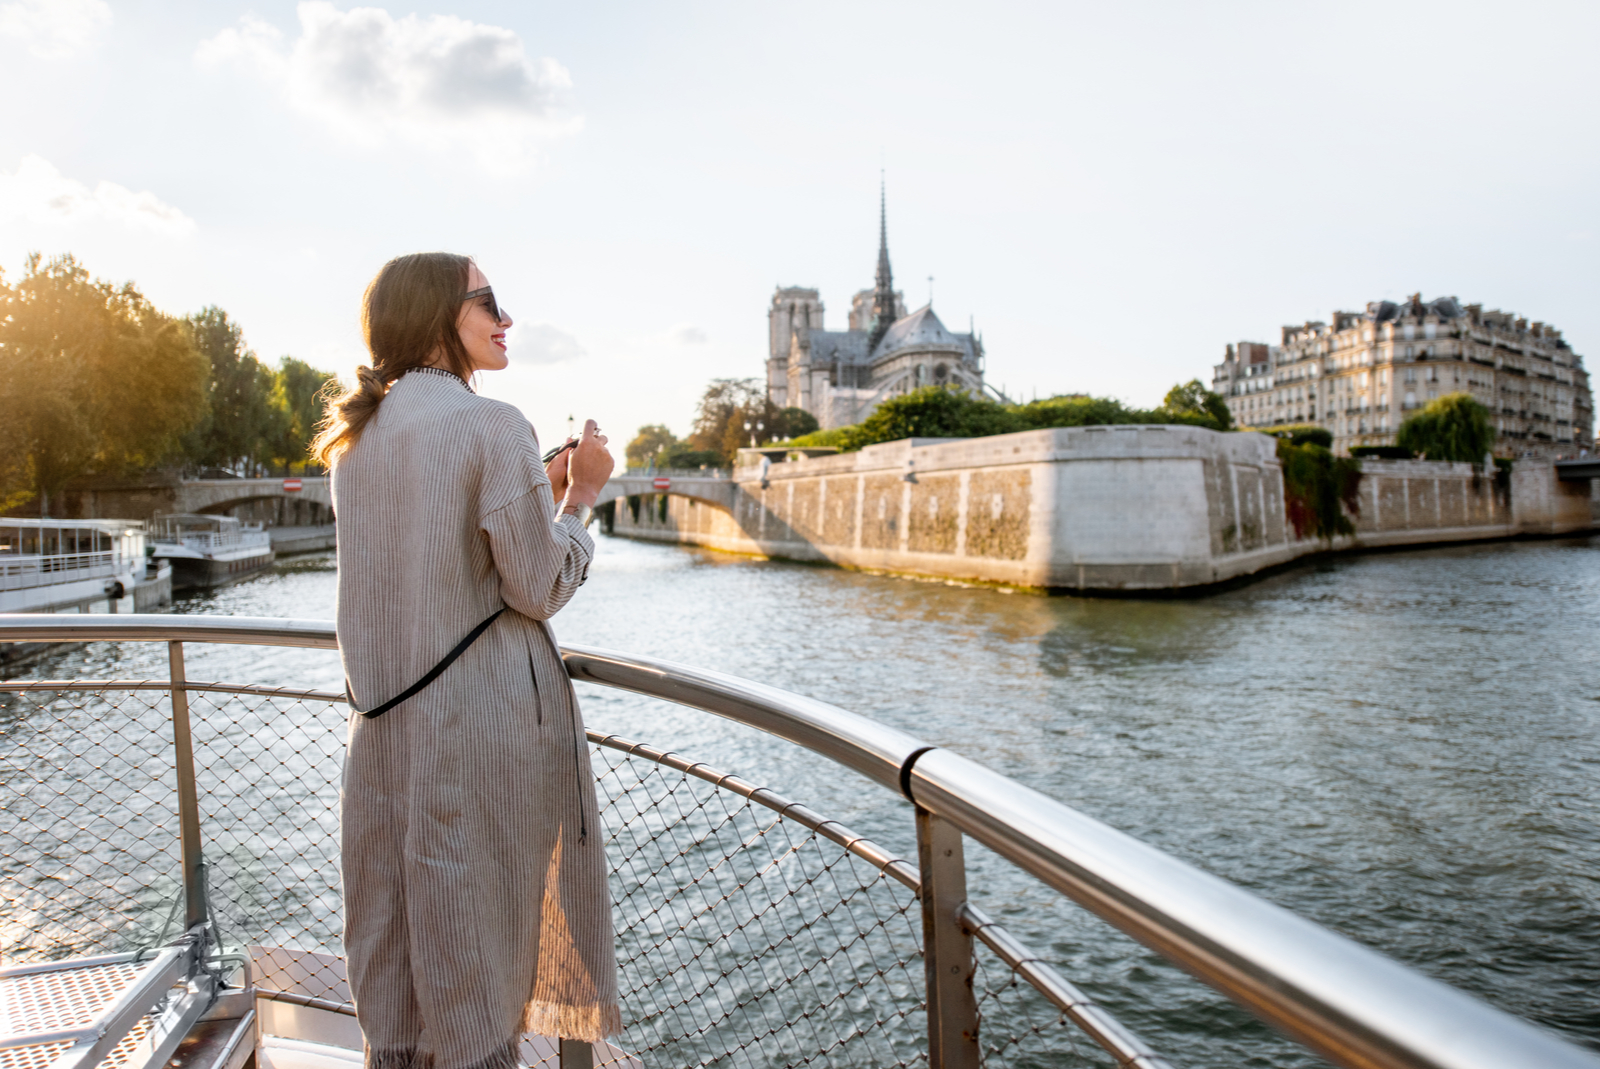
[765, 190, 988, 430]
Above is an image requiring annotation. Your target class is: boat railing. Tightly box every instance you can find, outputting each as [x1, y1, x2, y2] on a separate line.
[149, 528, 270, 553]
[0, 614, 1595, 1069]
[0, 550, 121, 590]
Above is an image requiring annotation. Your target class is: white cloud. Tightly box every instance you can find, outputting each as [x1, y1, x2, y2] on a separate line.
[0, 0, 110, 59]
[509, 322, 585, 365]
[0, 155, 195, 234]
[196, 2, 579, 173]
[667, 324, 708, 346]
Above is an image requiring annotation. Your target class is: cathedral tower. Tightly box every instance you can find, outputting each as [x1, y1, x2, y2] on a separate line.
[868, 178, 896, 354]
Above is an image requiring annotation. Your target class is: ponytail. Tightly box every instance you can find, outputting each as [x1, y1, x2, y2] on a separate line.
[311, 365, 389, 466]
[311, 253, 475, 466]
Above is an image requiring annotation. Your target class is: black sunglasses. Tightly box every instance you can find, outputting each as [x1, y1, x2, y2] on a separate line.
[462, 286, 508, 324]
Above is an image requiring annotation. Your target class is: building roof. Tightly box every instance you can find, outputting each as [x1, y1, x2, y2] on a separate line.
[1369, 295, 1463, 322]
[808, 331, 872, 365]
[872, 303, 972, 359]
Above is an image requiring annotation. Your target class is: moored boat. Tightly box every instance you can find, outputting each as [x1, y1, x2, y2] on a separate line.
[149, 514, 275, 591]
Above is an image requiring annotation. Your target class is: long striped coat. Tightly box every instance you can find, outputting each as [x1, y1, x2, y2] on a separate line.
[333, 368, 620, 1069]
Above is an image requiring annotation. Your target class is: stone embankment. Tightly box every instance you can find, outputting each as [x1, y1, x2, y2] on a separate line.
[605, 426, 1597, 592]
[269, 525, 337, 555]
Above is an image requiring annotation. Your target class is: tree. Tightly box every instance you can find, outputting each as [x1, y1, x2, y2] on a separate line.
[687, 378, 768, 462]
[705, 380, 1240, 456]
[626, 424, 679, 467]
[183, 306, 282, 474]
[845, 385, 1023, 448]
[0, 253, 208, 515]
[1160, 379, 1234, 430]
[768, 406, 818, 442]
[1014, 393, 1146, 429]
[1396, 393, 1495, 463]
[268, 357, 338, 472]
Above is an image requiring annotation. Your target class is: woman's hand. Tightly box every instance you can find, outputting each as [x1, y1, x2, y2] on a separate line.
[564, 419, 613, 508]
[545, 438, 575, 503]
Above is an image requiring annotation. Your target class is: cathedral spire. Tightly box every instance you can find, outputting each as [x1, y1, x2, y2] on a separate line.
[869, 176, 896, 353]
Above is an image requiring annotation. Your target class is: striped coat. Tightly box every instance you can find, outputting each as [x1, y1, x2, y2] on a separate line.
[333, 369, 620, 1069]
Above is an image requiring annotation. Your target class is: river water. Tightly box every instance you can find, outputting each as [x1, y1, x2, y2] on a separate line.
[17, 533, 1600, 1067]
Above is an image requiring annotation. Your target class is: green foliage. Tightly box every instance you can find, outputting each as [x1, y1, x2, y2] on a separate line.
[0, 256, 334, 513]
[687, 377, 766, 461]
[1277, 439, 1361, 540]
[683, 378, 820, 462]
[625, 422, 730, 469]
[1254, 423, 1333, 448]
[180, 309, 334, 475]
[784, 425, 858, 450]
[0, 253, 209, 514]
[768, 406, 819, 441]
[626, 424, 677, 467]
[1396, 392, 1495, 463]
[182, 307, 281, 473]
[1012, 393, 1147, 428]
[660, 445, 725, 468]
[269, 357, 338, 472]
[845, 386, 1023, 446]
[783, 380, 1239, 453]
[1161, 378, 1234, 431]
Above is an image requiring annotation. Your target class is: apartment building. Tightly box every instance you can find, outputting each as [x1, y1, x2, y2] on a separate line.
[1212, 295, 1592, 458]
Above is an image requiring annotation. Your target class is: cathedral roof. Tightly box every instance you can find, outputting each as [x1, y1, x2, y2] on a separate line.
[808, 331, 871, 364]
[872, 304, 970, 358]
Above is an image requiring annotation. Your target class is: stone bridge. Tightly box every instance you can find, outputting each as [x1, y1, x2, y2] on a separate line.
[62, 471, 735, 528]
[595, 471, 738, 513]
[55, 476, 335, 527]
[178, 473, 738, 518]
[175, 477, 334, 517]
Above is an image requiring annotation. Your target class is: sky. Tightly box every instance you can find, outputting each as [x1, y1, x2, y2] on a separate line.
[1, 0, 1596, 447]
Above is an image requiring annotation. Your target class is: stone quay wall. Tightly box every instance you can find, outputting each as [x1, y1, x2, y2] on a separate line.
[607, 426, 1597, 592]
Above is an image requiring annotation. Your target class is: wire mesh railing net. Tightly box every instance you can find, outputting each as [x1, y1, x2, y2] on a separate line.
[591, 735, 926, 1068]
[1, 682, 934, 1067]
[0, 685, 183, 962]
[971, 947, 1112, 1069]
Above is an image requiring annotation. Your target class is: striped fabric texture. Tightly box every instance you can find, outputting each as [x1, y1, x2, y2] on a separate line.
[333, 371, 621, 1069]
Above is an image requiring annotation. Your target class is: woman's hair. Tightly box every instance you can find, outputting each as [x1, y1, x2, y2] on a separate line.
[312, 252, 477, 466]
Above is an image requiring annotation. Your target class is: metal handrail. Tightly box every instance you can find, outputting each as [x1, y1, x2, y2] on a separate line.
[1, 613, 1595, 1069]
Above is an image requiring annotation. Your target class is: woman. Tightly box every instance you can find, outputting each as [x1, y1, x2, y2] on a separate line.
[313, 252, 620, 1069]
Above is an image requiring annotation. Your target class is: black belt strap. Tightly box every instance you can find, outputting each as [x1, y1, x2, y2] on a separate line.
[346, 608, 506, 719]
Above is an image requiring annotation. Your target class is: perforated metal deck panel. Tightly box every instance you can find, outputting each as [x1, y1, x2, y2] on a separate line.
[0, 958, 159, 1069]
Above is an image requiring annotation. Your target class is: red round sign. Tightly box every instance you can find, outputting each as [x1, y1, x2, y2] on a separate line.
[283, 478, 303, 491]
[652, 477, 671, 490]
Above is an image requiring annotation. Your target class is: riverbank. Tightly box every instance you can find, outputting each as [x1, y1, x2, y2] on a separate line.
[269, 524, 337, 555]
[606, 428, 1599, 592]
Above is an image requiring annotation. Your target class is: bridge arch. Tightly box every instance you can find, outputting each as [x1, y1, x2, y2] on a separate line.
[193, 494, 333, 526]
[174, 477, 335, 527]
[593, 484, 736, 514]
[594, 474, 745, 540]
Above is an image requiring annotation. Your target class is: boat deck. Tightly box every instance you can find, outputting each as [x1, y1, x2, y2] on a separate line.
[0, 954, 632, 1069]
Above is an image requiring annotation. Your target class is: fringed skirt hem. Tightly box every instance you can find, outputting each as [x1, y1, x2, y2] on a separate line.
[522, 1000, 624, 1044]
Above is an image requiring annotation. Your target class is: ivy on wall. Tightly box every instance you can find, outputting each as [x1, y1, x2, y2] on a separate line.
[1278, 438, 1362, 540]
